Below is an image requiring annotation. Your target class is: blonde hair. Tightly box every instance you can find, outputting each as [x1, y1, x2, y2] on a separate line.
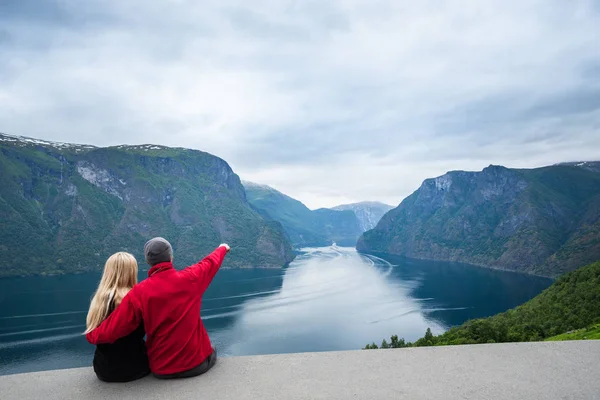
[85, 252, 138, 334]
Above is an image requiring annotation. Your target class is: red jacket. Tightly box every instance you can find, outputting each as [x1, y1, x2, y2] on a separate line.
[86, 246, 228, 375]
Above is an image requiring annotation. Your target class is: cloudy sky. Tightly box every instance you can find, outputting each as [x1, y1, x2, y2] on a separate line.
[1, 0, 599, 208]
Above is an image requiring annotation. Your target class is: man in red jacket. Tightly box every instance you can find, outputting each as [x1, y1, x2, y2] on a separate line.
[86, 237, 230, 379]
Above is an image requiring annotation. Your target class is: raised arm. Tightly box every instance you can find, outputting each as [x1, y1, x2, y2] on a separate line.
[183, 244, 229, 293]
[86, 291, 142, 344]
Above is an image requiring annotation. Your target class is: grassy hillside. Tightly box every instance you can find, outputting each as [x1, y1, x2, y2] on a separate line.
[546, 324, 600, 341]
[0, 134, 294, 277]
[365, 260, 600, 349]
[358, 163, 600, 277]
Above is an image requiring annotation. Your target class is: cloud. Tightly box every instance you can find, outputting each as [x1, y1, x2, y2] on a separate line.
[1, 0, 599, 208]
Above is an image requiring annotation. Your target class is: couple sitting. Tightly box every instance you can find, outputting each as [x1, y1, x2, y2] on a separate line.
[84, 237, 230, 382]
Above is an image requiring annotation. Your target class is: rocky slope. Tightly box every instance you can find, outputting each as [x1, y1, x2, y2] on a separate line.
[331, 202, 393, 231]
[357, 163, 600, 277]
[243, 182, 363, 247]
[0, 133, 294, 277]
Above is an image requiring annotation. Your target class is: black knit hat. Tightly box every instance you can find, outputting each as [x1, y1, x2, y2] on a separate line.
[144, 237, 173, 266]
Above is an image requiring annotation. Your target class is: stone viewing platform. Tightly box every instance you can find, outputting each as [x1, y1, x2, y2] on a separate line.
[1, 341, 599, 400]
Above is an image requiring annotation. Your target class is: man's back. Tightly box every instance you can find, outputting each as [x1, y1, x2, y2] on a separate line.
[86, 246, 228, 375]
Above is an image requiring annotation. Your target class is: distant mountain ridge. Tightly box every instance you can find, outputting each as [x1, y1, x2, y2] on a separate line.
[0, 133, 294, 277]
[331, 202, 393, 231]
[357, 163, 600, 277]
[243, 182, 369, 247]
[555, 161, 600, 173]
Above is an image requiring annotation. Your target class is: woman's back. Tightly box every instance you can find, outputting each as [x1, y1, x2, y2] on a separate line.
[86, 252, 150, 382]
[93, 301, 150, 382]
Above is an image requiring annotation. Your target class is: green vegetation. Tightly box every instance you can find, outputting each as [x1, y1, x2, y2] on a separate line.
[0, 135, 294, 277]
[358, 163, 600, 277]
[365, 260, 600, 349]
[545, 324, 600, 341]
[243, 181, 363, 247]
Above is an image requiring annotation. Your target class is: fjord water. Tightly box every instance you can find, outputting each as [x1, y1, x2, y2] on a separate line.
[0, 247, 551, 375]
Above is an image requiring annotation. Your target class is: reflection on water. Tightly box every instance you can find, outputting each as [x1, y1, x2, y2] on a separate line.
[211, 247, 446, 356]
[0, 247, 551, 375]
[382, 254, 554, 328]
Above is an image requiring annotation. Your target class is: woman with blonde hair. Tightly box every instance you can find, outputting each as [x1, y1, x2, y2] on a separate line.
[85, 252, 150, 382]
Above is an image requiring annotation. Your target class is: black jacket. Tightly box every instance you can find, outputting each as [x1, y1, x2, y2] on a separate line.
[92, 302, 150, 382]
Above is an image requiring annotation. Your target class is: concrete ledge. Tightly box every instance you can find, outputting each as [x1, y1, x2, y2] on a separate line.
[2, 341, 599, 400]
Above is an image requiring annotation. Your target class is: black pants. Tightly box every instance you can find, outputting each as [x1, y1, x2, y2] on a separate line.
[154, 348, 217, 379]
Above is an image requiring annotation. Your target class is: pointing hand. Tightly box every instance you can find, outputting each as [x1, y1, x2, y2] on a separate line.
[219, 243, 231, 252]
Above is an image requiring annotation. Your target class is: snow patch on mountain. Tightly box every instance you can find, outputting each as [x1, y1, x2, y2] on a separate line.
[0, 133, 96, 152]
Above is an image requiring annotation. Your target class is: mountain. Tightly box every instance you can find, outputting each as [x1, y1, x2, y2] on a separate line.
[357, 163, 600, 277]
[0, 133, 294, 277]
[366, 259, 600, 348]
[243, 182, 363, 247]
[331, 202, 394, 231]
[557, 161, 600, 173]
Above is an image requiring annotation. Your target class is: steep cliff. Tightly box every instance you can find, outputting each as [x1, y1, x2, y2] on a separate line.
[357, 163, 600, 277]
[0, 133, 294, 277]
[331, 202, 394, 231]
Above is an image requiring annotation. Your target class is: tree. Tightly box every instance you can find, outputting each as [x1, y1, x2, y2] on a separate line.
[381, 339, 390, 349]
[424, 328, 434, 342]
[414, 328, 435, 347]
[390, 335, 409, 348]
